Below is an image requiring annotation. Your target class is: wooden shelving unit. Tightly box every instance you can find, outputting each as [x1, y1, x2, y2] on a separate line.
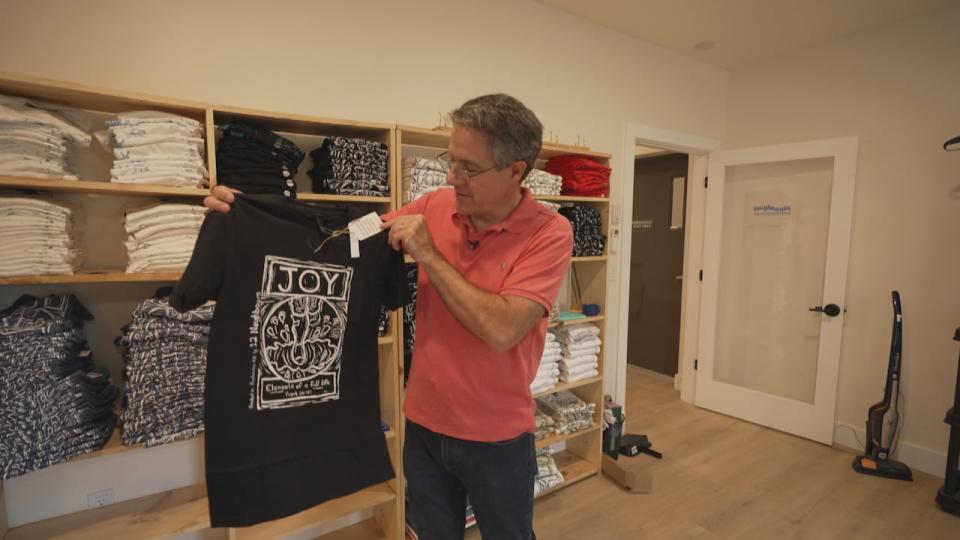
[0, 72, 405, 540]
[395, 125, 612, 513]
[0, 73, 612, 539]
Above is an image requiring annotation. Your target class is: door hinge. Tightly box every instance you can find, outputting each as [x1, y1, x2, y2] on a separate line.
[698, 270, 703, 281]
[694, 359, 699, 370]
[704, 176, 709, 188]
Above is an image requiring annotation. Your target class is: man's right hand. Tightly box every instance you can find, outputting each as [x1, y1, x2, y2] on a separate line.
[204, 185, 240, 213]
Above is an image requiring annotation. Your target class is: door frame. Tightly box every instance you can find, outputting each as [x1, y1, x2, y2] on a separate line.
[695, 137, 859, 444]
[614, 122, 719, 406]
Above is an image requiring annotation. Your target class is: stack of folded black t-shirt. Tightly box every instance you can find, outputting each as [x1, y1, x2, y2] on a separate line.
[0, 294, 117, 479]
[217, 123, 305, 198]
[309, 136, 389, 197]
[559, 205, 605, 257]
[116, 293, 212, 447]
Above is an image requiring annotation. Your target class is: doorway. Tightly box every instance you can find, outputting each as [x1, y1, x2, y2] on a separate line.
[627, 150, 689, 379]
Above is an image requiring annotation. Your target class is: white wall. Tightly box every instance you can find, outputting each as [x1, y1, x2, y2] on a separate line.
[0, 0, 728, 526]
[723, 6, 960, 475]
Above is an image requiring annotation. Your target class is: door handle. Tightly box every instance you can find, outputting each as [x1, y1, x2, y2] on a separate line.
[809, 303, 842, 317]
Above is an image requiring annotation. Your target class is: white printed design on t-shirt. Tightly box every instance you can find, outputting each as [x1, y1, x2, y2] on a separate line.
[249, 255, 353, 410]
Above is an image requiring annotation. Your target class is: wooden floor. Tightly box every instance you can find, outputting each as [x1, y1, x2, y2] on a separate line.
[466, 367, 959, 539]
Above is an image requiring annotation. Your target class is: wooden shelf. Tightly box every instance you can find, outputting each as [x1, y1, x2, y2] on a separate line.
[299, 193, 392, 204]
[0, 271, 183, 286]
[69, 430, 394, 467]
[5, 482, 396, 540]
[536, 424, 601, 449]
[230, 483, 395, 540]
[318, 518, 386, 540]
[378, 335, 394, 345]
[5, 483, 210, 540]
[397, 126, 611, 162]
[548, 315, 605, 328]
[67, 429, 188, 464]
[533, 376, 603, 398]
[0, 71, 209, 118]
[0, 176, 210, 198]
[213, 105, 393, 140]
[535, 451, 598, 500]
[534, 195, 610, 203]
[397, 125, 451, 149]
[539, 145, 611, 161]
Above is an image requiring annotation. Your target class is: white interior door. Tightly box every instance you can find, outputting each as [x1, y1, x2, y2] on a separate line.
[695, 137, 858, 444]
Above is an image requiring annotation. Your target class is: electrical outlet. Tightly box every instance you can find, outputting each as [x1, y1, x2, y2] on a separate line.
[87, 488, 115, 508]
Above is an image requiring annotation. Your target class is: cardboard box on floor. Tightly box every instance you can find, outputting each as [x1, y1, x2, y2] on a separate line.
[602, 454, 652, 493]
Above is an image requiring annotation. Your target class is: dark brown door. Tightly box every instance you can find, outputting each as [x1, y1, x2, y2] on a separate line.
[627, 153, 688, 376]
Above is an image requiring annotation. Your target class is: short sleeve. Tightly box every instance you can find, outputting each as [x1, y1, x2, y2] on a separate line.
[170, 212, 229, 312]
[379, 232, 410, 310]
[500, 216, 574, 315]
[379, 190, 434, 222]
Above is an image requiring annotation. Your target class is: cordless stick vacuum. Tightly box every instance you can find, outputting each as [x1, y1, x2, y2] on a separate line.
[852, 291, 913, 480]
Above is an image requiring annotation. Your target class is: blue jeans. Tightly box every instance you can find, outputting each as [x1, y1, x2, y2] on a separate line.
[404, 420, 537, 540]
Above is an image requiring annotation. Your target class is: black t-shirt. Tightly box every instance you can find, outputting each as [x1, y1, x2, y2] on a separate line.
[170, 194, 407, 527]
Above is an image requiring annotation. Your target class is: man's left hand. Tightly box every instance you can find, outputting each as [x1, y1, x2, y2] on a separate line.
[381, 214, 438, 263]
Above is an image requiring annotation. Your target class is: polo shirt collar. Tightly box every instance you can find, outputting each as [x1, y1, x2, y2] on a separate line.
[451, 188, 541, 234]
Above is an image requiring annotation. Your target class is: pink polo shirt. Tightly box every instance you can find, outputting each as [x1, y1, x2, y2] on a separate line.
[384, 188, 573, 442]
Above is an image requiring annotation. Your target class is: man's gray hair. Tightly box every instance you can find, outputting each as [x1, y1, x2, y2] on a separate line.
[449, 94, 543, 180]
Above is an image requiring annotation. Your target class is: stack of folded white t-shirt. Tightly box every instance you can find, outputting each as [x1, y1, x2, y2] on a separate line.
[534, 447, 564, 498]
[0, 197, 81, 277]
[107, 111, 208, 188]
[538, 200, 561, 212]
[0, 94, 91, 180]
[402, 156, 449, 204]
[530, 330, 561, 394]
[537, 390, 596, 435]
[558, 322, 601, 383]
[523, 168, 562, 196]
[534, 409, 556, 441]
[124, 203, 205, 273]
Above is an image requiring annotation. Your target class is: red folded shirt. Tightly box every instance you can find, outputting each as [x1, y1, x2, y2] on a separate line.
[544, 155, 611, 197]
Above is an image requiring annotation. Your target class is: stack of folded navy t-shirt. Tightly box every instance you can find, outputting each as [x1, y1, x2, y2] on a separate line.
[216, 123, 305, 198]
[309, 136, 390, 197]
[0, 294, 117, 479]
[559, 205, 605, 257]
[117, 293, 212, 447]
[402, 264, 418, 383]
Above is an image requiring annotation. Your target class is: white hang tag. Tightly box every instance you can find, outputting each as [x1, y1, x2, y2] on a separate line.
[347, 212, 383, 258]
[349, 236, 360, 258]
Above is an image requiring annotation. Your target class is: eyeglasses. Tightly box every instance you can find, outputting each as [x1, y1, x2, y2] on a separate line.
[436, 151, 500, 181]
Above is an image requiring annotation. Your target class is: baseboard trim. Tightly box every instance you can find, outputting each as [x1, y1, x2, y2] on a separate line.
[626, 364, 676, 384]
[833, 423, 947, 478]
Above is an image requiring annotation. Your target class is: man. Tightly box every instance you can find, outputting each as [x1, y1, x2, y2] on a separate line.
[205, 94, 573, 539]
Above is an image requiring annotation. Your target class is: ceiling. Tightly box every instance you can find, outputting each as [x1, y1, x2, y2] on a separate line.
[536, 0, 954, 69]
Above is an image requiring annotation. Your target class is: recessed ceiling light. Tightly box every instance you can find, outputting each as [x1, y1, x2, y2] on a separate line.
[692, 41, 716, 52]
